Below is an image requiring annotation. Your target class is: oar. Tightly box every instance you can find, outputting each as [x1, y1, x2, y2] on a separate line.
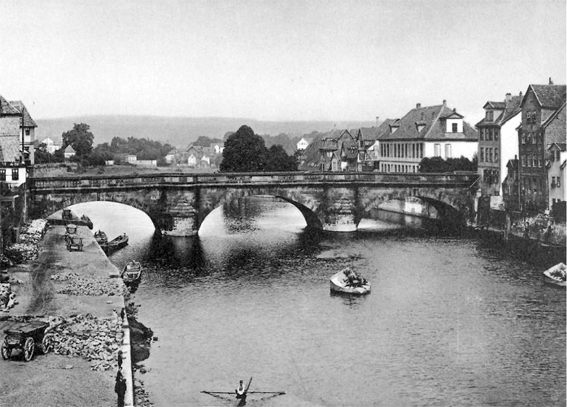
[248, 391, 286, 394]
[244, 376, 253, 394]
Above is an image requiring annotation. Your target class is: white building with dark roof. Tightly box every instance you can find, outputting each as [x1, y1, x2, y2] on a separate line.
[378, 101, 478, 173]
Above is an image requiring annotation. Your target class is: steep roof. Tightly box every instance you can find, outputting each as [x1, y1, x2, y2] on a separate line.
[523, 84, 566, 109]
[477, 95, 522, 127]
[380, 104, 477, 141]
[9, 101, 37, 127]
[0, 95, 20, 115]
[542, 102, 566, 145]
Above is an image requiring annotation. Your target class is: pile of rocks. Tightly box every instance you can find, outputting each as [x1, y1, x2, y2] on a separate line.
[51, 272, 127, 297]
[50, 313, 124, 371]
[134, 379, 154, 407]
[4, 219, 49, 264]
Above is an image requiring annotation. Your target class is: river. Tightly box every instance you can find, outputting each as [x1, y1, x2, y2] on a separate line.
[68, 200, 566, 407]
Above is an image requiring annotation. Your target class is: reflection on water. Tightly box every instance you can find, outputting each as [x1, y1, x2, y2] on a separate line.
[69, 200, 566, 407]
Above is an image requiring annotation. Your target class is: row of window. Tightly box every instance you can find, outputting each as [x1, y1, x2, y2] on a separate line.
[479, 128, 500, 141]
[522, 177, 544, 194]
[433, 144, 452, 158]
[550, 150, 561, 161]
[483, 169, 499, 185]
[0, 169, 19, 181]
[521, 155, 542, 168]
[380, 163, 419, 173]
[520, 131, 542, 144]
[526, 110, 537, 124]
[479, 147, 499, 163]
[551, 176, 562, 188]
[380, 143, 424, 159]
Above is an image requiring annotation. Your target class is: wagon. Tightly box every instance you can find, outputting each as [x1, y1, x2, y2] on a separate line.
[1, 320, 53, 362]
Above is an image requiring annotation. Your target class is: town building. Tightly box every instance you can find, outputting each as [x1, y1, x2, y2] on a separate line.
[64, 145, 76, 159]
[547, 141, 566, 209]
[476, 93, 522, 208]
[40, 137, 61, 154]
[9, 101, 37, 165]
[516, 80, 566, 212]
[296, 136, 314, 151]
[0, 94, 28, 187]
[378, 101, 478, 173]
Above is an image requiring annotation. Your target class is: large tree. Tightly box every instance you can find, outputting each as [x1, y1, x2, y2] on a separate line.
[61, 123, 94, 158]
[220, 125, 267, 172]
[265, 145, 298, 171]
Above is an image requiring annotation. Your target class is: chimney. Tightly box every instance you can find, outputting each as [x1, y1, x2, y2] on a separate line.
[549, 77, 554, 85]
[442, 99, 447, 106]
[505, 93, 512, 104]
[416, 103, 421, 108]
[376, 116, 379, 127]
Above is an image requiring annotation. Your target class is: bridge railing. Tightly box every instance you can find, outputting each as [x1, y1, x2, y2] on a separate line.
[28, 171, 479, 190]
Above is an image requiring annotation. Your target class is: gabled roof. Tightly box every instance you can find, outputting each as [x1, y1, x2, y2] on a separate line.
[9, 101, 37, 127]
[380, 104, 477, 141]
[547, 142, 566, 151]
[64, 145, 76, 153]
[506, 159, 518, 170]
[523, 84, 566, 109]
[477, 95, 522, 127]
[0, 95, 20, 115]
[483, 101, 507, 109]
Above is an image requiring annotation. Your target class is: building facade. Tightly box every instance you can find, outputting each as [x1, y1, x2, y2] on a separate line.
[476, 93, 522, 208]
[0, 95, 27, 187]
[517, 82, 566, 211]
[378, 102, 478, 173]
[9, 101, 37, 165]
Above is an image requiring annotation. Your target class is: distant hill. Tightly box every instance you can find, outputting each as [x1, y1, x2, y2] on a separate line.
[35, 115, 375, 148]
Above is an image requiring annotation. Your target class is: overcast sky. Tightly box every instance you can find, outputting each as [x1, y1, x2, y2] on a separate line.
[1, 0, 565, 124]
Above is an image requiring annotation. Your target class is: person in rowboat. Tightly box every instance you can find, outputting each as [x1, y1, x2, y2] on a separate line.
[235, 380, 246, 399]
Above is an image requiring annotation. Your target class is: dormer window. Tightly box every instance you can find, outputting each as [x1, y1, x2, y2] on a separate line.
[486, 110, 494, 121]
[452, 123, 458, 133]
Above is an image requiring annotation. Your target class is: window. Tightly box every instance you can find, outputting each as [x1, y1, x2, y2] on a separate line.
[25, 129, 30, 136]
[494, 148, 499, 162]
[0, 170, 5, 181]
[480, 147, 485, 162]
[494, 129, 499, 141]
[11, 169, 18, 181]
[434, 143, 441, 157]
[488, 129, 493, 141]
[445, 144, 452, 158]
[552, 176, 557, 187]
[452, 123, 458, 133]
[486, 111, 494, 121]
[521, 132, 526, 144]
[558, 176, 561, 187]
[521, 156, 526, 167]
[556, 151, 561, 161]
[488, 148, 493, 163]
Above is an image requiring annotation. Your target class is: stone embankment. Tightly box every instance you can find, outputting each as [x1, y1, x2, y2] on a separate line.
[0, 213, 151, 407]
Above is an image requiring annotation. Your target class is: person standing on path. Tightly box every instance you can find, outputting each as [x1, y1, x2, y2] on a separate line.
[115, 370, 127, 407]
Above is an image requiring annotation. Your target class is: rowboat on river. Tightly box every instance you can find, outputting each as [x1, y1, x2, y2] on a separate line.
[543, 262, 566, 286]
[330, 268, 371, 295]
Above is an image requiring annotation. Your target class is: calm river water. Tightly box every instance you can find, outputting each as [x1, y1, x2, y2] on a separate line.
[69, 200, 566, 407]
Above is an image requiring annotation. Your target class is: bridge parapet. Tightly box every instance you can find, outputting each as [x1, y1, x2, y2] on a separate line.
[29, 171, 479, 191]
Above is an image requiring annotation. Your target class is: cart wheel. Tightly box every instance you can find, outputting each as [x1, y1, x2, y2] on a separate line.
[1, 341, 10, 360]
[41, 334, 53, 354]
[23, 337, 34, 362]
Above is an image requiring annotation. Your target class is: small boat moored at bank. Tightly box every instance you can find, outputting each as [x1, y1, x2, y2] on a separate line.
[543, 262, 566, 286]
[94, 230, 108, 246]
[330, 268, 371, 295]
[121, 260, 143, 286]
[102, 233, 129, 253]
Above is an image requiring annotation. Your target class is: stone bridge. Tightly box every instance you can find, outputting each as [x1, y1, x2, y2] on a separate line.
[28, 171, 479, 236]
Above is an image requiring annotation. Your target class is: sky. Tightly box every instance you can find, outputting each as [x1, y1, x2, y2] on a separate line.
[0, 0, 565, 125]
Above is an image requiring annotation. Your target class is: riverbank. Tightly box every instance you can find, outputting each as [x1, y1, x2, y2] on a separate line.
[0, 215, 138, 407]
